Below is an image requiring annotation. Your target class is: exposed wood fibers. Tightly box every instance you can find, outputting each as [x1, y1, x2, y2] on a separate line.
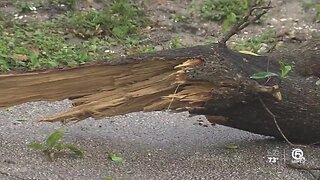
[0, 57, 215, 123]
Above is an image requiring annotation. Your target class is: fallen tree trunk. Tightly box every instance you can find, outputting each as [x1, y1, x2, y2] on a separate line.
[0, 36, 319, 144]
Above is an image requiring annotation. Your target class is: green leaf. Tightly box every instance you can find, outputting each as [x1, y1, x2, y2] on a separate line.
[316, 80, 320, 86]
[222, 12, 237, 31]
[13, 119, 28, 125]
[46, 130, 64, 150]
[279, 62, 292, 78]
[108, 153, 123, 162]
[225, 144, 239, 150]
[55, 142, 65, 151]
[64, 144, 84, 158]
[27, 142, 45, 150]
[250, 72, 278, 79]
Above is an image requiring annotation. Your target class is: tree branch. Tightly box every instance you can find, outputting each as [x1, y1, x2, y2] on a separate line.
[219, 0, 272, 45]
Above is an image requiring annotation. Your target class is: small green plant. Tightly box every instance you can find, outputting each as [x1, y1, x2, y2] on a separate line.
[64, 0, 148, 39]
[193, 0, 249, 30]
[250, 71, 278, 80]
[138, 44, 156, 53]
[0, 20, 102, 72]
[250, 62, 292, 80]
[16, 2, 37, 13]
[234, 30, 276, 53]
[107, 152, 123, 162]
[278, 62, 292, 79]
[28, 130, 83, 161]
[171, 13, 190, 23]
[170, 36, 184, 49]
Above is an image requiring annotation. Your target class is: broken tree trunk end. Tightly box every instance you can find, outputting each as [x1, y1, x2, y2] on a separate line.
[0, 38, 319, 144]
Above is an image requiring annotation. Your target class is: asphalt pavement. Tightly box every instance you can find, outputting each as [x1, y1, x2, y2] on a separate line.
[0, 100, 319, 180]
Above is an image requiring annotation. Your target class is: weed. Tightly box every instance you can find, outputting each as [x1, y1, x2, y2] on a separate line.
[108, 152, 123, 162]
[250, 71, 279, 80]
[193, 0, 249, 30]
[0, 0, 150, 72]
[234, 30, 276, 53]
[63, 0, 148, 39]
[0, 21, 94, 71]
[138, 45, 156, 53]
[250, 62, 292, 80]
[16, 2, 38, 13]
[170, 36, 184, 49]
[171, 13, 190, 23]
[28, 130, 83, 161]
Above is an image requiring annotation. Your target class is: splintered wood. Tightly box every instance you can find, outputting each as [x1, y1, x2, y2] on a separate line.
[0, 57, 214, 123]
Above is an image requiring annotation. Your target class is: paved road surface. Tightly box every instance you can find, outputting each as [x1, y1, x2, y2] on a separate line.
[0, 100, 319, 179]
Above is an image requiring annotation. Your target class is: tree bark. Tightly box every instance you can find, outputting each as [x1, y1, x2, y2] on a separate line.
[0, 38, 319, 144]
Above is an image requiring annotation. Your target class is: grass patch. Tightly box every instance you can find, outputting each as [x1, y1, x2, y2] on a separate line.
[0, 21, 93, 71]
[303, 2, 320, 23]
[233, 30, 276, 53]
[0, 0, 150, 72]
[15, 0, 77, 12]
[61, 0, 148, 39]
[15, 2, 38, 13]
[193, 0, 249, 30]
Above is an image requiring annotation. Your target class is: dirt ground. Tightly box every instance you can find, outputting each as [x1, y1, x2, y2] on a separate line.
[1, 0, 319, 49]
[0, 0, 320, 179]
[145, 0, 319, 46]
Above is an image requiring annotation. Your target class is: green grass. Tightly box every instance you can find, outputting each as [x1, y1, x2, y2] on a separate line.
[16, 0, 77, 12]
[170, 36, 184, 49]
[0, 21, 93, 71]
[303, 2, 320, 23]
[0, 0, 150, 72]
[316, 3, 320, 22]
[62, 0, 148, 39]
[233, 30, 276, 53]
[193, 0, 249, 30]
[15, 2, 37, 13]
